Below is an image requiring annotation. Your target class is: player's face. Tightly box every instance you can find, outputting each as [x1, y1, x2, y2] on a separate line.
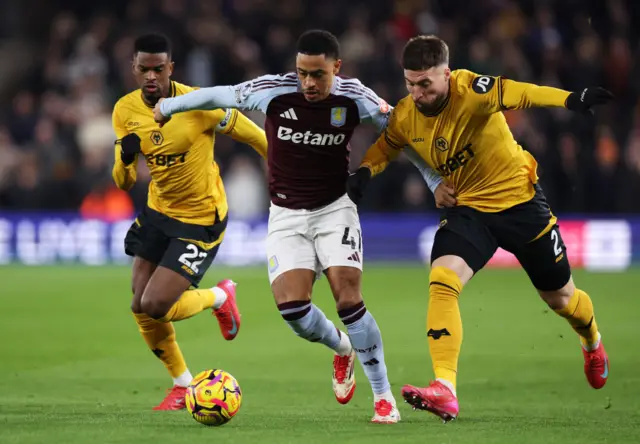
[296, 54, 341, 102]
[133, 52, 174, 106]
[404, 65, 451, 114]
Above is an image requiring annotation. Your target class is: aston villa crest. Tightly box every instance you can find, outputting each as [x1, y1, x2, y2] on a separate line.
[330, 107, 347, 127]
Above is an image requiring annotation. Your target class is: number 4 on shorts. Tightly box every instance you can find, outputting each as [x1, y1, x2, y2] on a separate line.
[341, 227, 362, 251]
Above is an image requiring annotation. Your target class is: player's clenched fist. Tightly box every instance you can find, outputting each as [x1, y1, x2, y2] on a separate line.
[153, 98, 172, 127]
[434, 181, 457, 208]
[119, 133, 141, 165]
[346, 167, 372, 205]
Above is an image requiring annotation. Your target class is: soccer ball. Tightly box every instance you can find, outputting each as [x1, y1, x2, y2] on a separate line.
[185, 369, 242, 426]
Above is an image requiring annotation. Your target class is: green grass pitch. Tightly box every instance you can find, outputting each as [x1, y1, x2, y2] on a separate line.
[1, 265, 639, 443]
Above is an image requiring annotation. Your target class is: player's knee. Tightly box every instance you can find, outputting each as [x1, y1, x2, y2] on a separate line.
[328, 270, 362, 311]
[429, 266, 463, 299]
[335, 292, 362, 312]
[539, 278, 575, 310]
[271, 270, 314, 305]
[140, 295, 171, 320]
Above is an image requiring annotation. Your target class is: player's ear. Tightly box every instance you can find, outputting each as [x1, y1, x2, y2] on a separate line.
[443, 66, 451, 80]
[168, 61, 175, 76]
[333, 59, 342, 75]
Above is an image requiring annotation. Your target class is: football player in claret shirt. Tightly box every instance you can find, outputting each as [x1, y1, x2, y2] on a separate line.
[348, 35, 613, 422]
[112, 33, 268, 411]
[154, 30, 447, 423]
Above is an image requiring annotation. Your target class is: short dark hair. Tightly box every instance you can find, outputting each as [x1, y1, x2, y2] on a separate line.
[296, 30, 340, 60]
[134, 33, 172, 57]
[402, 35, 449, 70]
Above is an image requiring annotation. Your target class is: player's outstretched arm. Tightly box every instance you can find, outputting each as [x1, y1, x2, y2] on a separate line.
[159, 85, 239, 118]
[496, 77, 613, 113]
[112, 108, 138, 191]
[217, 110, 268, 159]
[155, 74, 295, 126]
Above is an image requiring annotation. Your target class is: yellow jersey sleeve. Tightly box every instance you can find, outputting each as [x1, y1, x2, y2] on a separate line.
[360, 107, 406, 176]
[465, 71, 571, 114]
[204, 108, 268, 159]
[111, 102, 137, 191]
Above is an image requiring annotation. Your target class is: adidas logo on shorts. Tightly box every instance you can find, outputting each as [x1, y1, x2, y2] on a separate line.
[347, 252, 361, 263]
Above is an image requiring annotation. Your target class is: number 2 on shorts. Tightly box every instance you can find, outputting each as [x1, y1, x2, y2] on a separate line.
[178, 243, 208, 273]
[550, 228, 562, 257]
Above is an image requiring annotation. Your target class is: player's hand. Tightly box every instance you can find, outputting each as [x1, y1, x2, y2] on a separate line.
[346, 167, 372, 205]
[120, 133, 141, 165]
[153, 98, 171, 127]
[434, 181, 457, 208]
[565, 87, 614, 115]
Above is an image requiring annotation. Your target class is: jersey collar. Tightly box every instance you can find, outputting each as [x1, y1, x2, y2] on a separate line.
[420, 87, 451, 117]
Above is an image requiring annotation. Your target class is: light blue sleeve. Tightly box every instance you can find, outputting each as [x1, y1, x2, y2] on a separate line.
[337, 78, 442, 193]
[160, 74, 299, 116]
[403, 147, 443, 194]
[336, 77, 391, 132]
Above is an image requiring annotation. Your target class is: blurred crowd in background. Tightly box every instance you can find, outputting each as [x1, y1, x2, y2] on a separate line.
[1, 0, 640, 220]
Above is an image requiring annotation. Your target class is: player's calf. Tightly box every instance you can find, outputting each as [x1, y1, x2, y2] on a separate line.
[271, 270, 343, 346]
[130, 256, 157, 314]
[140, 266, 227, 323]
[272, 270, 356, 403]
[140, 266, 192, 319]
[277, 299, 351, 353]
[326, 267, 396, 413]
[272, 270, 351, 351]
[542, 278, 608, 388]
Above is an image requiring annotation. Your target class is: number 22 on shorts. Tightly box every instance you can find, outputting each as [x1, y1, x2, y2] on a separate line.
[179, 243, 208, 274]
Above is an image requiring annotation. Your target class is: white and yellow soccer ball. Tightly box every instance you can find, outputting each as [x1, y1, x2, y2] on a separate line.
[185, 369, 242, 426]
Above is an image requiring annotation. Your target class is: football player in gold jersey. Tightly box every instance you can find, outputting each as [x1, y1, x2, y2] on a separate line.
[112, 34, 268, 410]
[347, 35, 613, 422]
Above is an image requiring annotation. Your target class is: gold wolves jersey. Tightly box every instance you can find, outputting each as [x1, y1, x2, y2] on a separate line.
[112, 81, 267, 225]
[361, 69, 570, 212]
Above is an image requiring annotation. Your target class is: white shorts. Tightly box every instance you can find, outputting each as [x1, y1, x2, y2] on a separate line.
[266, 193, 363, 284]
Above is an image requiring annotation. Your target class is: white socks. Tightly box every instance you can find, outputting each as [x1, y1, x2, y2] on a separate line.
[173, 369, 194, 387]
[211, 287, 228, 310]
